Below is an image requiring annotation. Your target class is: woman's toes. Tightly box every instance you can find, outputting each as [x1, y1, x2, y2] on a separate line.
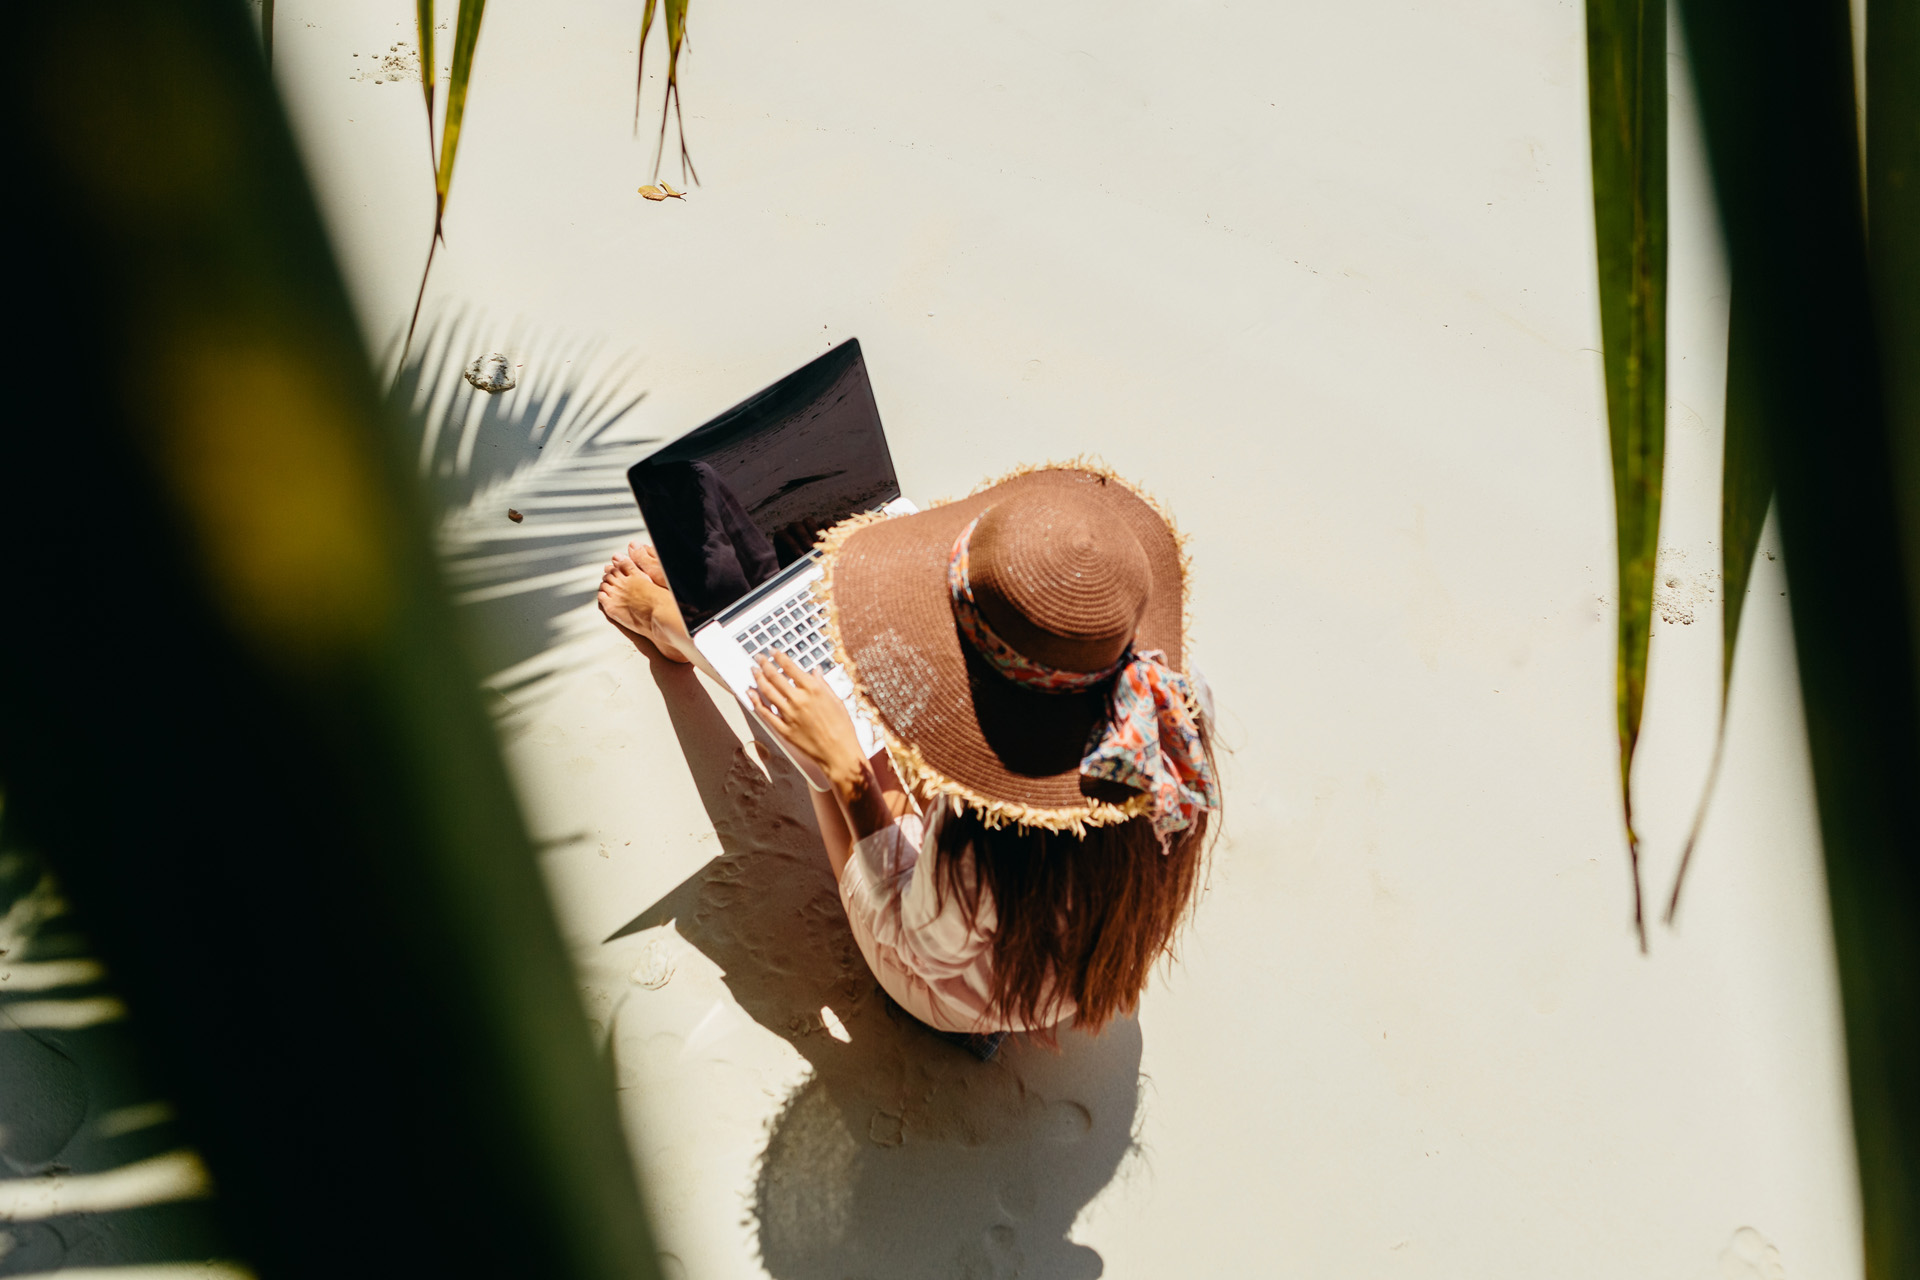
[632, 541, 670, 586]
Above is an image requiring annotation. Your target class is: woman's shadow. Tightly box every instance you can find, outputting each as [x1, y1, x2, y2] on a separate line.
[603, 647, 1146, 1280]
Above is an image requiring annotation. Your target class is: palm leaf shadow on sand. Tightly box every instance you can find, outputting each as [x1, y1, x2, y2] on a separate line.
[392, 313, 658, 710]
[603, 658, 1148, 1280]
[0, 816, 235, 1274]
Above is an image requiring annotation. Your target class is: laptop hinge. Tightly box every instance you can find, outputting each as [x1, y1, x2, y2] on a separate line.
[711, 552, 822, 630]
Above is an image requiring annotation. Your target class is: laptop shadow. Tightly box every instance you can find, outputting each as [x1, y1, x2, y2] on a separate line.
[603, 648, 1145, 1280]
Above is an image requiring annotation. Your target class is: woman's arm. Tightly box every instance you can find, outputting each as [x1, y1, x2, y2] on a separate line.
[749, 652, 910, 861]
[827, 753, 899, 843]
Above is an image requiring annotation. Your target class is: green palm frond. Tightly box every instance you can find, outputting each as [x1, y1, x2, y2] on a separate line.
[4, 0, 660, 1273]
[417, 0, 437, 174]
[1664, 283, 1773, 922]
[1869, 0, 1920, 612]
[403, 0, 487, 367]
[1676, 0, 1920, 1269]
[1585, 0, 1668, 952]
[435, 0, 486, 234]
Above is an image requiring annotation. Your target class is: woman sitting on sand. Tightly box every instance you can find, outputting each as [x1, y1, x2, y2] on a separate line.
[599, 465, 1219, 1037]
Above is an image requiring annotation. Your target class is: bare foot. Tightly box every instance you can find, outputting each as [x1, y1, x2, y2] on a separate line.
[603, 614, 662, 659]
[599, 541, 696, 663]
[630, 540, 668, 584]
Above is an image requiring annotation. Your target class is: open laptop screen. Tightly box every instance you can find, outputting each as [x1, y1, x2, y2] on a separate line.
[627, 339, 901, 631]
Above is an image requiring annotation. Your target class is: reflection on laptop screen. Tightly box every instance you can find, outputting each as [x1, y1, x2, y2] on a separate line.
[627, 339, 900, 631]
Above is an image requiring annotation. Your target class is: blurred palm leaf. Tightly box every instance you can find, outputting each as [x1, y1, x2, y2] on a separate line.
[2, 0, 660, 1274]
[0, 805, 238, 1272]
[1676, 0, 1920, 1270]
[1663, 283, 1773, 922]
[1714, 293, 1774, 732]
[1859, 3, 1920, 1263]
[1585, 0, 1668, 951]
[1869, 0, 1920, 625]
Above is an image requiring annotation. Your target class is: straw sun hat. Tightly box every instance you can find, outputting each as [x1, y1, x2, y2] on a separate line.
[816, 462, 1217, 834]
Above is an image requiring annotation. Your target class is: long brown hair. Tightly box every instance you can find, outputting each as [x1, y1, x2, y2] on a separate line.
[931, 730, 1215, 1033]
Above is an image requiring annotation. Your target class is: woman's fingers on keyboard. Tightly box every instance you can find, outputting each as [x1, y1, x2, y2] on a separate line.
[781, 649, 831, 689]
[753, 656, 791, 711]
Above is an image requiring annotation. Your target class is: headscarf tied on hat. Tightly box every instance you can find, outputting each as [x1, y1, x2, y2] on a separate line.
[948, 517, 1220, 840]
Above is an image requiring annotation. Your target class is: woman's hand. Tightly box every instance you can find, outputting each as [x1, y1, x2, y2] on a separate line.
[752, 652, 905, 842]
[749, 652, 867, 787]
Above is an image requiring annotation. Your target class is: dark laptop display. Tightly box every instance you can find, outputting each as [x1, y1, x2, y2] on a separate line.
[627, 339, 900, 631]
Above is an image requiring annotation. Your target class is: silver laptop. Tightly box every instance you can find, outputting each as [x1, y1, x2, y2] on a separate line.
[627, 339, 915, 786]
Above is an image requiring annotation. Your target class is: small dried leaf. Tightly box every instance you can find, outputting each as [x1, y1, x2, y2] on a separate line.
[507, 508, 524, 523]
[638, 185, 666, 201]
[660, 181, 685, 199]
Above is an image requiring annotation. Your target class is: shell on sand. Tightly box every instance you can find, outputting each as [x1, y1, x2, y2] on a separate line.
[464, 353, 517, 394]
[630, 939, 674, 990]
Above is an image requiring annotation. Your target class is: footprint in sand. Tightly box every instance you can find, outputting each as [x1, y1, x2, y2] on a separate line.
[868, 1111, 905, 1148]
[1715, 1227, 1787, 1280]
[1037, 1099, 1092, 1143]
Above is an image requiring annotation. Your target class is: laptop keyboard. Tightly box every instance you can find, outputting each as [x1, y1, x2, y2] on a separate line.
[735, 591, 838, 676]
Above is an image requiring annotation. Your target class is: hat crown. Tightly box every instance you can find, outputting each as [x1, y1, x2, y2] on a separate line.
[968, 490, 1151, 674]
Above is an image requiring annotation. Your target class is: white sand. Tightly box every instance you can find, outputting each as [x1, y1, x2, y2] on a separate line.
[275, 2, 1859, 1275]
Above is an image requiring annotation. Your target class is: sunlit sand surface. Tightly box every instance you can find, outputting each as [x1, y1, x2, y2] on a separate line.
[257, 0, 1864, 1274]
